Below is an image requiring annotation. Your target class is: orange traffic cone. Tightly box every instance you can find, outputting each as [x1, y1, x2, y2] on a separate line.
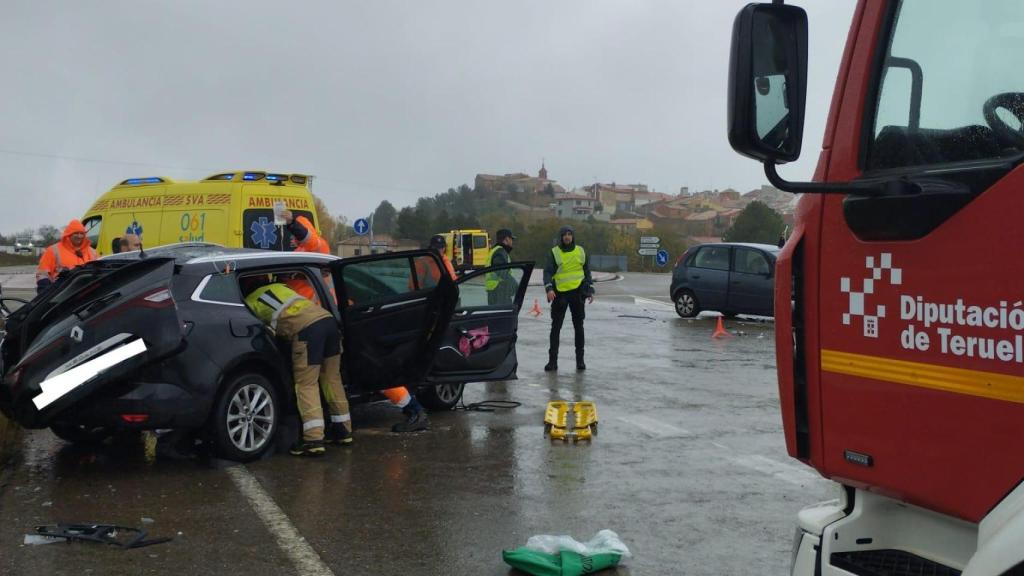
[712, 315, 729, 338]
[530, 299, 543, 317]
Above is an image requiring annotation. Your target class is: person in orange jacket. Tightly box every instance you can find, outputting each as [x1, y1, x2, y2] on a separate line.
[280, 210, 336, 305]
[36, 219, 98, 292]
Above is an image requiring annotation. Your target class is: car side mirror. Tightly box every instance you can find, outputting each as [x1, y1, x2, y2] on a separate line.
[728, 2, 808, 164]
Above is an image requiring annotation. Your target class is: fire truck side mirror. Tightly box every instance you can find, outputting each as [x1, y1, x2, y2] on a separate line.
[728, 3, 808, 165]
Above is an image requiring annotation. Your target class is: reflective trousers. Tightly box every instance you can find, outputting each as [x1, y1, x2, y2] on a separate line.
[278, 309, 351, 441]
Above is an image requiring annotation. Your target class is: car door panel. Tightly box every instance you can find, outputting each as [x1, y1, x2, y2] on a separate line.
[727, 248, 775, 315]
[427, 262, 532, 383]
[688, 246, 731, 310]
[2, 259, 185, 428]
[330, 251, 457, 395]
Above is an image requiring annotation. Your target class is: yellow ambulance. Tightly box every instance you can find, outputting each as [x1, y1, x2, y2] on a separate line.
[80, 170, 320, 256]
[440, 229, 490, 271]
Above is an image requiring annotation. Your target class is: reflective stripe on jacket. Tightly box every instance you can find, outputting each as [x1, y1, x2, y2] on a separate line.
[551, 246, 586, 292]
[244, 283, 311, 330]
[36, 243, 98, 282]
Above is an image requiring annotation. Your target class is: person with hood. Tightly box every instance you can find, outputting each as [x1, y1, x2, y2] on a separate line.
[485, 228, 517, 305]
[35, 219, 98, 292]
[543, 225, 594, 371]
[279, 209, 335, 305]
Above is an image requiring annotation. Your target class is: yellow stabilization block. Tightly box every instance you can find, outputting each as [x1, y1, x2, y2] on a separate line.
[544, 400, 598, 442]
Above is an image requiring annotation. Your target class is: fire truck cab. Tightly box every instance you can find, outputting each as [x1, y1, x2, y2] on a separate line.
[729, 1, 1024, 574]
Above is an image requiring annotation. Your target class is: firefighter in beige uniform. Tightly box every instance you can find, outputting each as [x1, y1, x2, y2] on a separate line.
[244, 281, 352, 456]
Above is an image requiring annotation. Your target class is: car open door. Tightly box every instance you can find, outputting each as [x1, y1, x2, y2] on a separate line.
[329, 250, 458, 395]
[426, 262, 533, 383]
[1, 258, 185, 428]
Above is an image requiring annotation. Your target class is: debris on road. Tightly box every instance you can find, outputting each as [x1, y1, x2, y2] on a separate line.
[503, 529, 631, 576]
[29, 524, 172, 549]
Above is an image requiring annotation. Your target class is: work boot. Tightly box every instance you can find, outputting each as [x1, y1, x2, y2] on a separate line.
[289, 439, 326, 457]
[392, 410, 430, 433]
[544, 352, 558, 372]
[576, 353, 586, 371]
[325, 424, 353, 446]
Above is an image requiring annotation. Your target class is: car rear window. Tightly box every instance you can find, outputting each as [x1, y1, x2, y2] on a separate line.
[195, 274, 242, 304]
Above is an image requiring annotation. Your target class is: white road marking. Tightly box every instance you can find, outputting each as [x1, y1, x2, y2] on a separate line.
[227, 466, 335, 576]
[617, 415, 690, 437]
[632, 296, 675, 311]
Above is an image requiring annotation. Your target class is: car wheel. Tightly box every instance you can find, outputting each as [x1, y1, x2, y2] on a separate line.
[674, 290, 700, 318]
[50, 423, 112, 445]
[210, 372, 279, 462]
[418, 382, 465, 411]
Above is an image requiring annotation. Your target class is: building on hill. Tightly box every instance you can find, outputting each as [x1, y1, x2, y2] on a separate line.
[474, 162, 564, 197]
[609, 218, 654, 234]
[551, 194, 597, 220]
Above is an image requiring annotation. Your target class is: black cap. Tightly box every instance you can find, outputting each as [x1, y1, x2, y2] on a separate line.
[429, 234, 446, 249]
[497, 228, 516, 242]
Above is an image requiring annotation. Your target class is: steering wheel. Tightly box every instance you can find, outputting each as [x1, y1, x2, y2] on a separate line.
[983, 92, 1024, 149]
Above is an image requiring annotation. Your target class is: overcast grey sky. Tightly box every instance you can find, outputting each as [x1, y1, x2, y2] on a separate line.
[1, 0, 856, 234]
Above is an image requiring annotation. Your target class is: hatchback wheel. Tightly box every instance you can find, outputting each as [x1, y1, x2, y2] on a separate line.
[210, 373, 279, 462]
[674, 290, 700, 318]
[418, 382, 466, 411]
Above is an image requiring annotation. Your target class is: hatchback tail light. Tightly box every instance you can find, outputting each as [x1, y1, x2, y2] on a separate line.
[120, 413, 149, 424]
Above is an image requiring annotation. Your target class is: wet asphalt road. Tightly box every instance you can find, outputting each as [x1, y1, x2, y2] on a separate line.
[0, 273, 836, 575]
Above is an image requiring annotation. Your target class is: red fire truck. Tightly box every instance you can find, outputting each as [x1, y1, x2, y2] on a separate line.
[728, 2, 1024, 574]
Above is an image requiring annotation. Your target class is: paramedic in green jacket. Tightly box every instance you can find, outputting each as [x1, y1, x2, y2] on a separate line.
[543, 225, 594, 372]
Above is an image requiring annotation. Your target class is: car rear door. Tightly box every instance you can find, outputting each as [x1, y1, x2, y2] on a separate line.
[687, 245, 731, 311]
[329, 250, 457, 394]
[726, 247, 775, 315]
[1, 258, 184, 428]
[426, 262, 533, 383]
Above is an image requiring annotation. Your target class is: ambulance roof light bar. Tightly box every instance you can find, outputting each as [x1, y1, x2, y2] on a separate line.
[120, 177, 166, 186]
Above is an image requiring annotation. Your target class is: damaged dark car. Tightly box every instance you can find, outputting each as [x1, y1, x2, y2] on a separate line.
[0, 244, 531, 461]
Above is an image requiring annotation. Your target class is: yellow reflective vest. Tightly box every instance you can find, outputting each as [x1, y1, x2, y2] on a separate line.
[551, 246, 586, 292]
[485, 245, 506, 291]
[244, 283, 311, 330]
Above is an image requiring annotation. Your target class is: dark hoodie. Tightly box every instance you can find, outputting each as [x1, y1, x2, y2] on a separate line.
[543, 225, 594, 295]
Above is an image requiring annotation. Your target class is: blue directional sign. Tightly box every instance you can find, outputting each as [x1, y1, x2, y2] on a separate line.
[656, 249, 669, 267]
[353, 218, 370, 236]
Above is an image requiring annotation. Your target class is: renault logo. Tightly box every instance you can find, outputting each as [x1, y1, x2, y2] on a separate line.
[70, 326, 84, 343]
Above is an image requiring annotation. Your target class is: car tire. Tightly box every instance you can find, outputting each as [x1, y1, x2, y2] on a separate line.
[209, 372, 279, 462]
[418, 382, 465, 411]
[674, 290, 700, 318]
[50, 423, 112, 445]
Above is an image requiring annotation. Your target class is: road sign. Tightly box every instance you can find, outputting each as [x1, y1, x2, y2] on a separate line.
[637, 248, 659, 256]
[656, 249, 669, 267]
[640, 236, 660, 245]
[353, 218, 370, 236]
